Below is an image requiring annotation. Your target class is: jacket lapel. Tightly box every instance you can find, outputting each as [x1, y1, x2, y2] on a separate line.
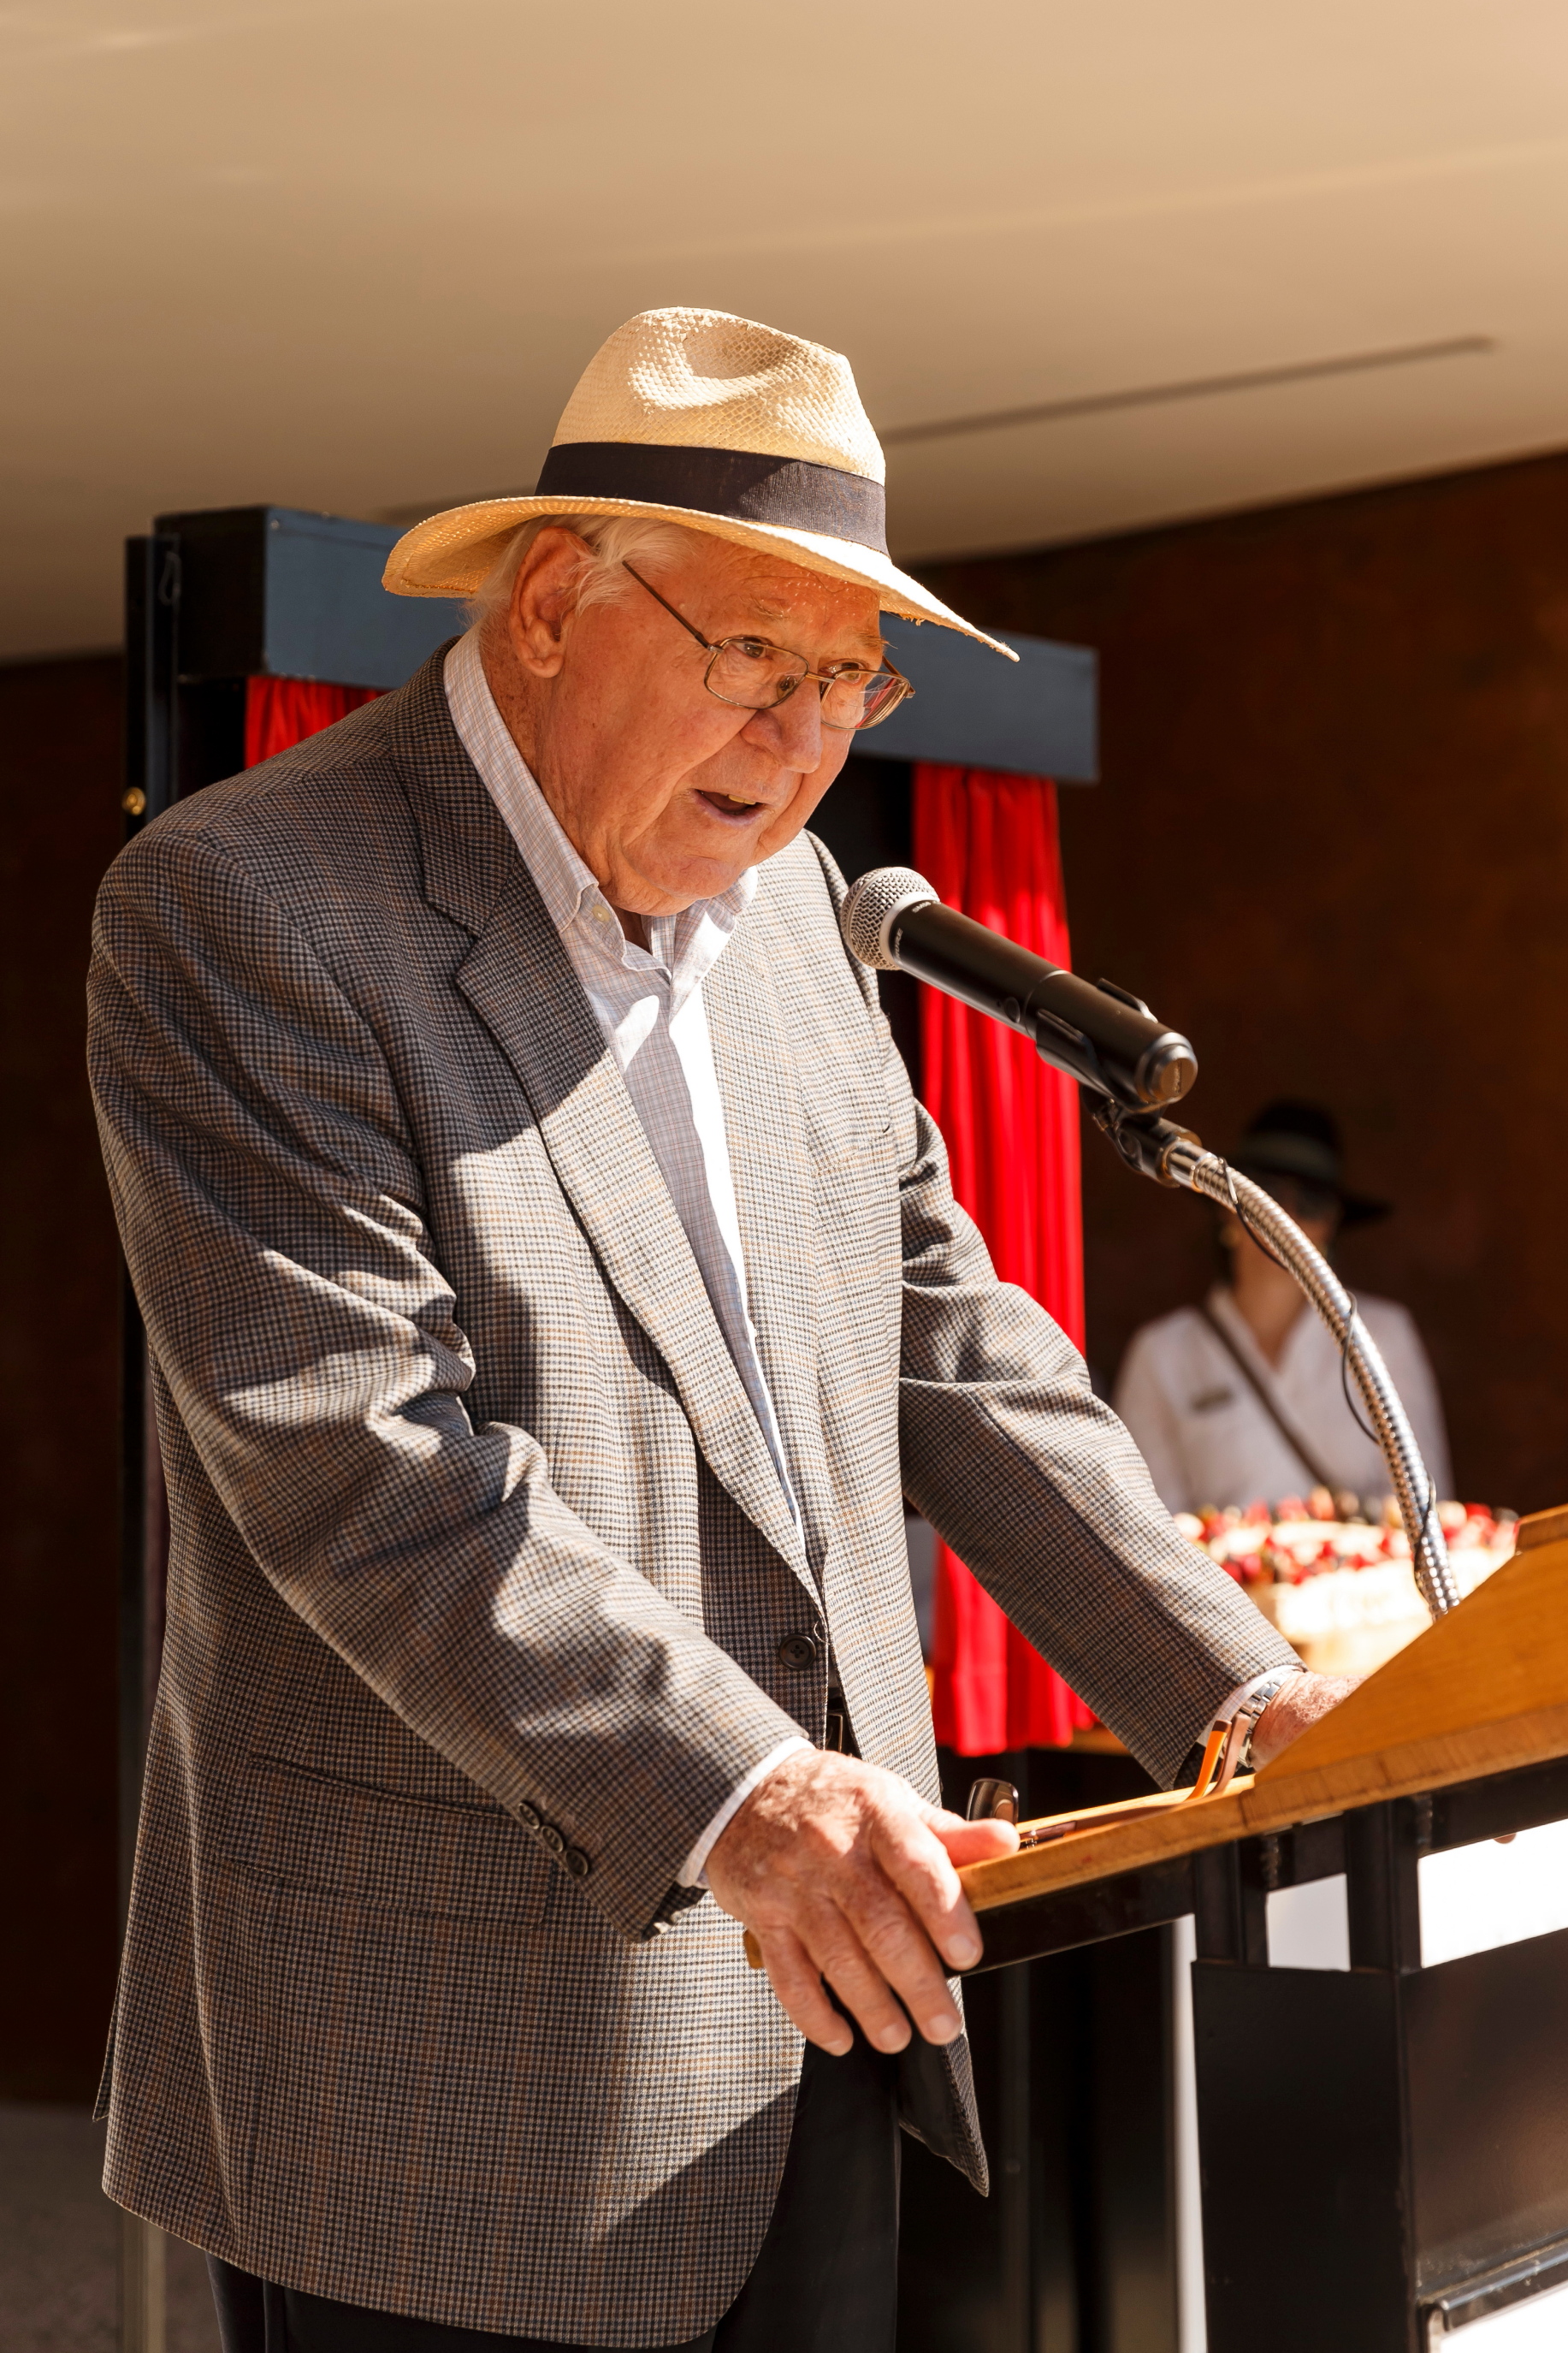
[389, 657, 809, 1584]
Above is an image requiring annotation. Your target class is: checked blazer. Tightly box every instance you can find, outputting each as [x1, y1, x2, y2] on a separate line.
[87, 649, 1295, 2344]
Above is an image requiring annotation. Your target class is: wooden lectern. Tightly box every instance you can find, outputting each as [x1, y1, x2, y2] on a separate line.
[956, 1512, 1568, 2350]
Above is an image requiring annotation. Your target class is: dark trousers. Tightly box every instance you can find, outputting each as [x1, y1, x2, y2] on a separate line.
[207, 2030, 900, 2353]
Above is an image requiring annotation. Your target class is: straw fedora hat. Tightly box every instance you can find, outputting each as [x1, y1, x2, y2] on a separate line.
[382, 307, 1015, 661]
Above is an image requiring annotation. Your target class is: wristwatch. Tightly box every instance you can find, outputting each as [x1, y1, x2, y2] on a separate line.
[1222, 1668, 1300, 1775]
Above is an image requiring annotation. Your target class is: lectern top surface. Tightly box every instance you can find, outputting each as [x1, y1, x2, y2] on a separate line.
[960, 1521, 1568, 1917]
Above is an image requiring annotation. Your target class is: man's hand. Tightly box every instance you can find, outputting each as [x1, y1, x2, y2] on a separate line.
[705, 1749, 1018, 2059]
[1251, 1669, 1359, 1769]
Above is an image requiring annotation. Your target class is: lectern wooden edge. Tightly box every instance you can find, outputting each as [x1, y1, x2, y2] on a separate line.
[959, 1520, 1568, 1917]
[953, 1516, 1568, 2351]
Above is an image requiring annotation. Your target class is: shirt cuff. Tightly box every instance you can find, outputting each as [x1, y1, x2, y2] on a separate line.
[1210, 1663, 1305, 1728]
[677, 1737, 814, 1888]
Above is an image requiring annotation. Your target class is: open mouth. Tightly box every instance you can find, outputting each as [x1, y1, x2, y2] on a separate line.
[695, 790, 769, 821]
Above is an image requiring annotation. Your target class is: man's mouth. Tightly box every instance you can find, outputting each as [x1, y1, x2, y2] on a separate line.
[695, 790, 769, 821]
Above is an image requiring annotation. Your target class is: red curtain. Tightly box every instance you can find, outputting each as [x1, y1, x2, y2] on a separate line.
[914, 764, 1095, 1755]
[245, 676, 381, 768]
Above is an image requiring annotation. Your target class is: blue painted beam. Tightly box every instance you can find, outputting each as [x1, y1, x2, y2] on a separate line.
[157, 507, 1098, 784]
[156, 505, 466, 690]
[261, 510, 466, 690]
[863, 614, 1098, 783]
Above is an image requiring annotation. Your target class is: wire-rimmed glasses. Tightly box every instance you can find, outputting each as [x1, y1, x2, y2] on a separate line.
[623, 563, 914, 732]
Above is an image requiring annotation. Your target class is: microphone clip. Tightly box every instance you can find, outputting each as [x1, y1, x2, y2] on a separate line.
[1092, 1101, 1204, 1188]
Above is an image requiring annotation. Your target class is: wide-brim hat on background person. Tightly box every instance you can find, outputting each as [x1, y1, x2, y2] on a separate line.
[382, 306, 1016, 661]
[1230, 1099, 1392, 1229]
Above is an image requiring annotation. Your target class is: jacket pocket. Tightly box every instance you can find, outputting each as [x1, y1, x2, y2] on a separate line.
[801, 1091, 894, 1169]
[234, 1754, 549, 1929]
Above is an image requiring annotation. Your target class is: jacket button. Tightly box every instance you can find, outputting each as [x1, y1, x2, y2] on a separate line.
[776, 1633, 820, 1672]
[541, 1823, 565, 1855]
[564, 1846, 593, 1879]
[516, 1802, 541, 1831]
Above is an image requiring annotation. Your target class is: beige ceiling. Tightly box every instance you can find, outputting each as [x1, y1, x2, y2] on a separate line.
[5, 0, 1568, 657]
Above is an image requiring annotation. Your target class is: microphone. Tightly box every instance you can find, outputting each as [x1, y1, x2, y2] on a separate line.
[839, 866, 1197, 1111]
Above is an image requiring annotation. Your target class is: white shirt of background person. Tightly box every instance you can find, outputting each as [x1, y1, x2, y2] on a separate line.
[1115, 1284, 1452, 1518]
[1113, 1163, 1453, 1518]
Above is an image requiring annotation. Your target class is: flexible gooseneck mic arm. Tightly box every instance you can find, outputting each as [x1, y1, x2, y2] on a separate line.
[1097, 1105, 1458, 1619]
[839, 867, 1457, 1623]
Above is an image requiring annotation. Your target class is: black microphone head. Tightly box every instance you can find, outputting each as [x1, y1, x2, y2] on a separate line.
[1139, 1035, 1198, 1109]
[840, 866, 939, 971]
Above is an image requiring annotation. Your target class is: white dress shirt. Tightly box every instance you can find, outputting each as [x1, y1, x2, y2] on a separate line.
[444, 632, 808, 1882]
[1114, 1283, 1453, 1519]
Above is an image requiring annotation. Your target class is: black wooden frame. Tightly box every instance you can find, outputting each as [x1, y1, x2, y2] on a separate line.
[956, 1755, 1568, 2350]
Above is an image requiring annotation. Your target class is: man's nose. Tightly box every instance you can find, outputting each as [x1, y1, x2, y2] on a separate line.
[744, 679, 825, 771]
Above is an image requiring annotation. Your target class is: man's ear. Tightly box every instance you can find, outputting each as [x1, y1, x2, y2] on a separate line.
[506, 528, 592, 680]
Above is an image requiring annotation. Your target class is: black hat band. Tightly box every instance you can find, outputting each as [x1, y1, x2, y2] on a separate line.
[534, 441, 889, 555]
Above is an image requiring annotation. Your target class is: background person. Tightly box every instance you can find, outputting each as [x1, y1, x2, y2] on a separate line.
[1115, 1099, 1452, 1516]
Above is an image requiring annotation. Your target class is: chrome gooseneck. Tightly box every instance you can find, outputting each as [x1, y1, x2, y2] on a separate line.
[1094, 1105, 1459, 1621]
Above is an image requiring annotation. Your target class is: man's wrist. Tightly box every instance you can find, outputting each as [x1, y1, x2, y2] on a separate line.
[1213, 1666, 1316, 1769]
[1175, 1664, 1306, 1790]
[1214, 1666, 1304, 1773]
[676, 1736, 813, 1888]
[1210, 1663, 1305, 1732]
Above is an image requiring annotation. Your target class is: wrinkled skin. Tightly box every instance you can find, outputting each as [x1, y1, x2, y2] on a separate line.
[482, 525, 884, 931]
[1251, 1671, 1358, 1766]
[706, 1751, 1017, 2060]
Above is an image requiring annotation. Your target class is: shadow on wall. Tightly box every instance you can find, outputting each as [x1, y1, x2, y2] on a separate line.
[1, 654, 125, 2104]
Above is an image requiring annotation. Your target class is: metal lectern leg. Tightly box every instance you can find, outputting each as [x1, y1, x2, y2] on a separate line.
[1191, 1807, 1430, 2353]
[997, 1963, 1033, 2350]
[119, 542, 176, 2353]
[119, 2212, 166, 2353]
[1192, 1842, 1268, 1965]
[1345, 1799, 1424, 1972]
[1191, 1959, 1414, 2353]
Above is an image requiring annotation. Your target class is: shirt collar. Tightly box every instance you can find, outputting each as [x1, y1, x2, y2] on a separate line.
[443, 628, 757, 976]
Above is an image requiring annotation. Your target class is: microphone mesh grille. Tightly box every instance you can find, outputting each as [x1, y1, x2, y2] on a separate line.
[840, 866, 938, 971]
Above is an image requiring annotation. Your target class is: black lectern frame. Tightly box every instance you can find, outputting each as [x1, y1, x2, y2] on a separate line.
[964, 1754, 1568, 2350]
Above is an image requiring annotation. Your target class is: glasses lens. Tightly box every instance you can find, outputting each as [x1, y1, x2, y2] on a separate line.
[707, 639, 808, 710]
[821, 670, 908, 731]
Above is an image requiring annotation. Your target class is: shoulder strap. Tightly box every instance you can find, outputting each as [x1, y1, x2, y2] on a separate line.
[1196, 1301, 1340, 1498]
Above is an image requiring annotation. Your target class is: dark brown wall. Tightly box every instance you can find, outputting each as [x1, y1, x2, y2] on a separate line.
[1, 655, 124, 2097]
[921, 450, 1568, 1512]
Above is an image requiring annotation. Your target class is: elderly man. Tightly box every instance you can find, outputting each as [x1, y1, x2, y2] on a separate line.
[90, 309, 1344, 2353]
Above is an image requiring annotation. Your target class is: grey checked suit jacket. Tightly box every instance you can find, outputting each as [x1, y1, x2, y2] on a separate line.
[87, 649, 1294, 2344]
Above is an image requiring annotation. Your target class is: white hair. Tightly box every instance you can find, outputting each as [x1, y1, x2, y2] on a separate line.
[466, 512, 707, 630]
